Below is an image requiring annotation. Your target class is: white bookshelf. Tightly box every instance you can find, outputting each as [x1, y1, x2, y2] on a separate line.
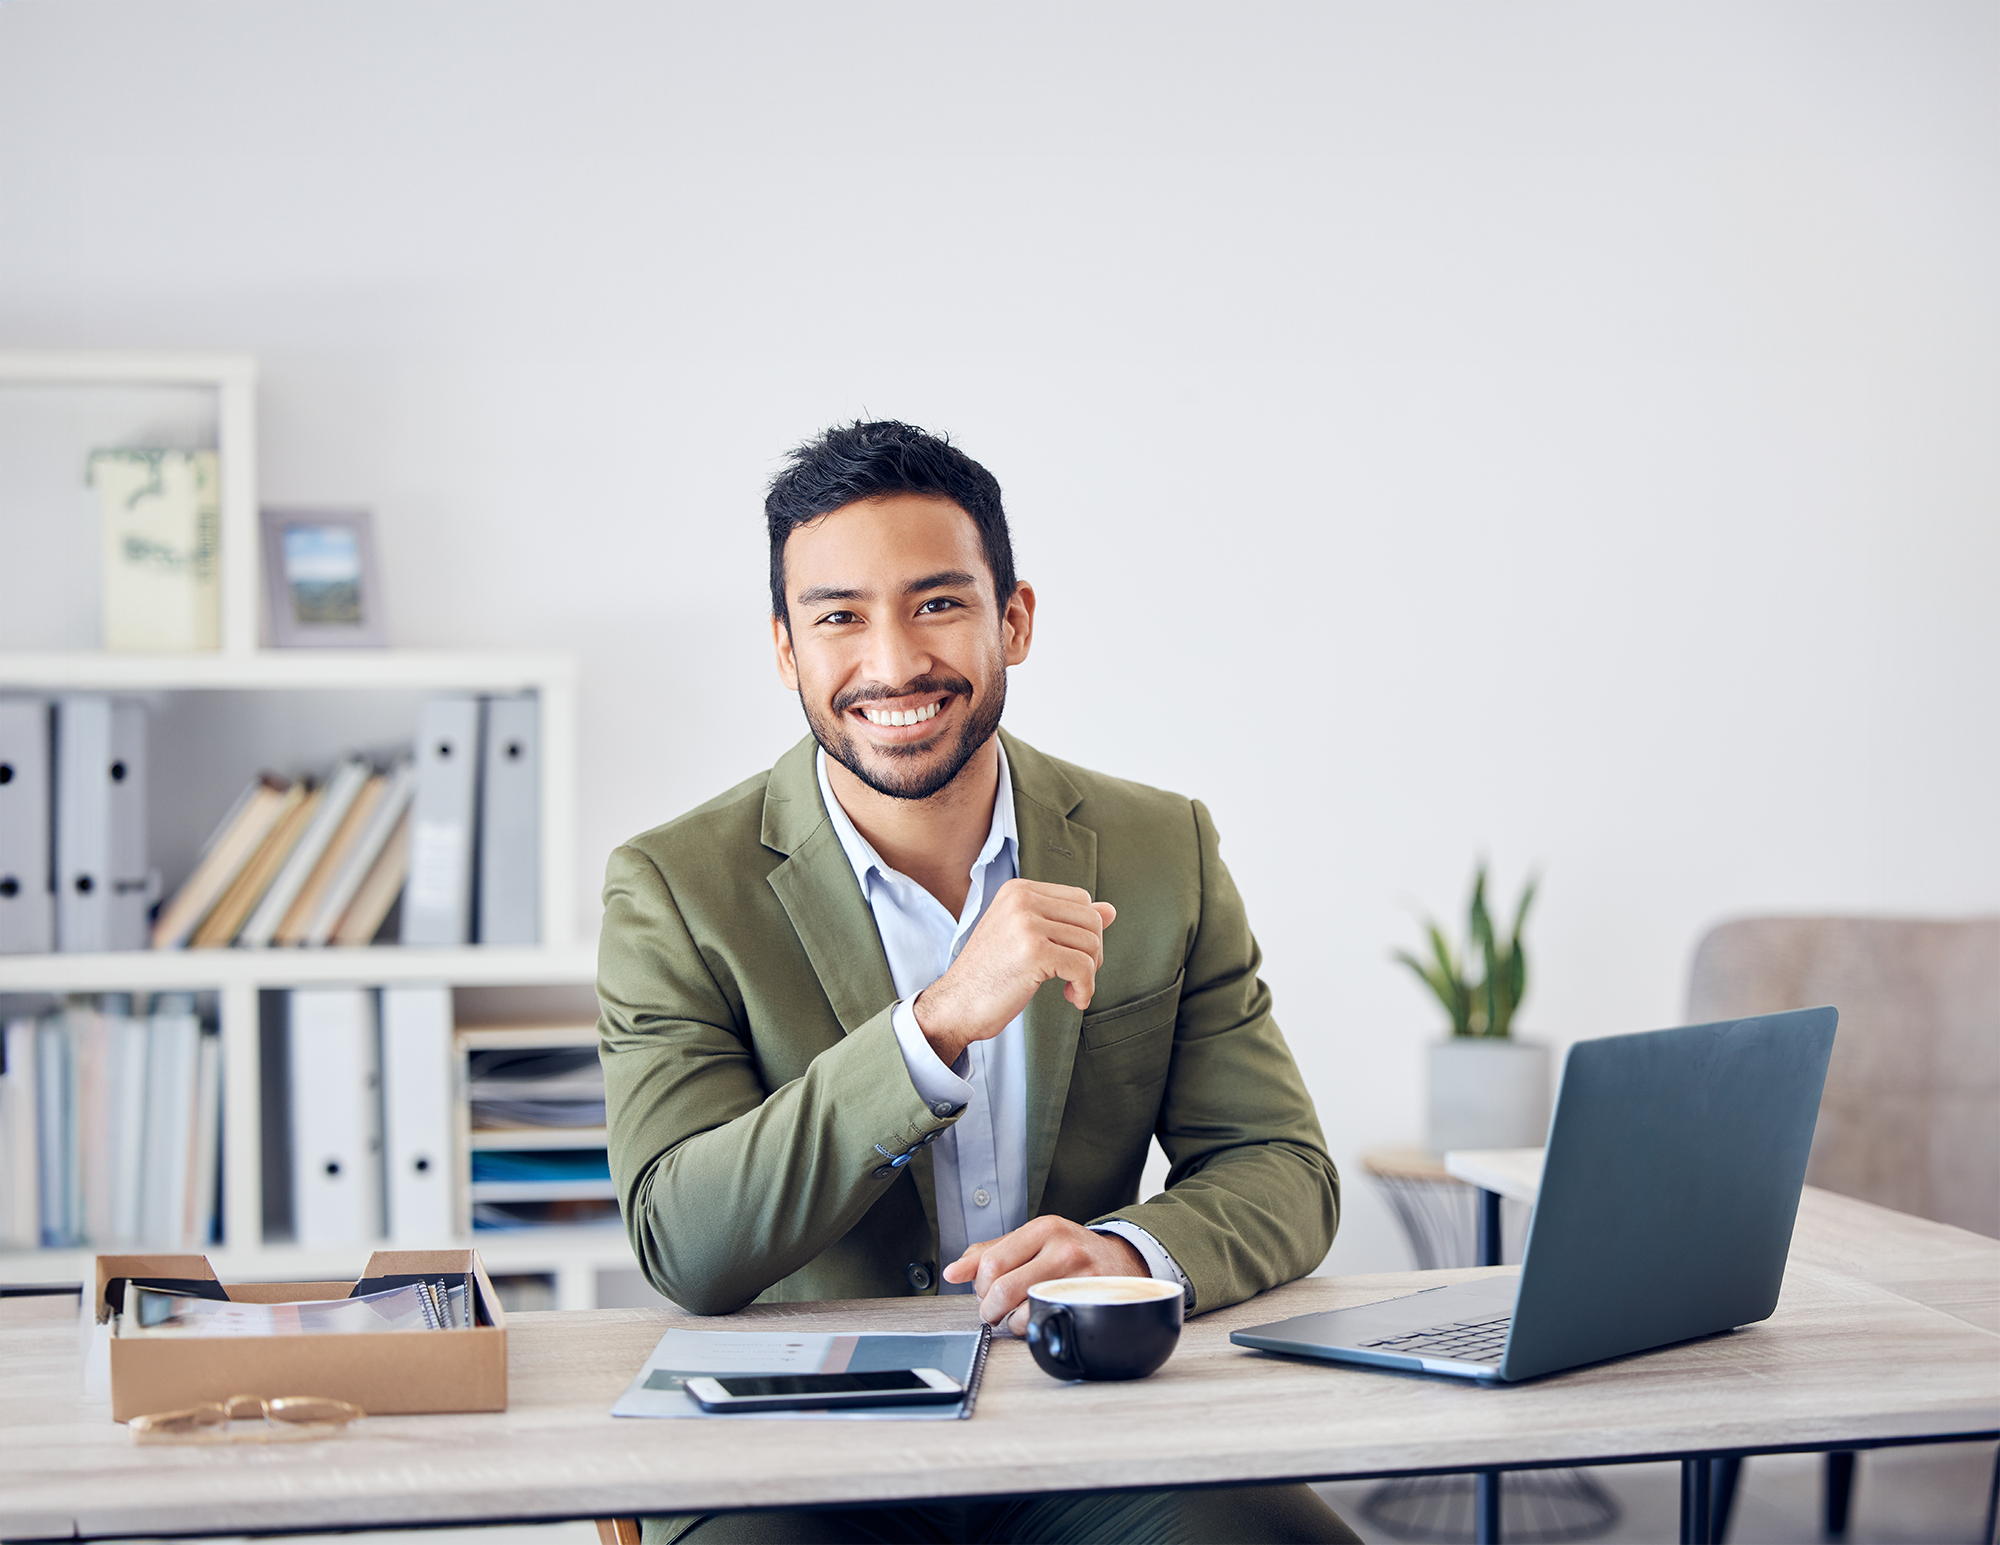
[0, 352, 631, 1310]
[0, 352, 258, 656]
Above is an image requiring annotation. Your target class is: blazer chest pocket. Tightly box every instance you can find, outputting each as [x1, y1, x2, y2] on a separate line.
[1080, 973, 1184, 1053]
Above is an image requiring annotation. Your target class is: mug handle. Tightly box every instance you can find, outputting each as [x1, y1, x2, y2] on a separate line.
[1033, 1304, 1084, 1377]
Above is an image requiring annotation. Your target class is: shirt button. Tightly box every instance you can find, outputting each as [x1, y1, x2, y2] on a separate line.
[973, 1188, 991, 1207]
[931, 1101, 955, 1117]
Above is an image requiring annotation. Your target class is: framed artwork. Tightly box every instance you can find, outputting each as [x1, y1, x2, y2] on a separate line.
[260, 508, 388, 647]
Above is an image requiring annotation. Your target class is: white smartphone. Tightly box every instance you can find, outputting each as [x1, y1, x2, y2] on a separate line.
[682, 1367, 964, 1412]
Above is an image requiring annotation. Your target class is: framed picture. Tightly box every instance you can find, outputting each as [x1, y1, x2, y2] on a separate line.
[260, 508, 388, 647]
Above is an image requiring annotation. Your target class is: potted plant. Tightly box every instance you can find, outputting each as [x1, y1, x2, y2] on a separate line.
[1394, 862, 1551, 1153]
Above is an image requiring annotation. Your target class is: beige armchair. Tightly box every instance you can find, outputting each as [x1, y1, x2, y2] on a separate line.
[1687, 914, 2000, 1538]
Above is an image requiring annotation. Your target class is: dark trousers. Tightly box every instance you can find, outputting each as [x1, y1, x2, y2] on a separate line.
[662, 1483, 1361, 1544]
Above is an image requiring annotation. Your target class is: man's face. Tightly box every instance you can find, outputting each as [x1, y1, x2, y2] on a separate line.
[774, 493, 1033, 802]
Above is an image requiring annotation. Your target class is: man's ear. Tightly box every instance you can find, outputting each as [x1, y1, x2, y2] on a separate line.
[1002, 581, 1036, 668]
[772, 612, 800, 689]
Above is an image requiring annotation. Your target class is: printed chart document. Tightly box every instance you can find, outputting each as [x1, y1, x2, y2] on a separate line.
[612, 1327, 991, 1422]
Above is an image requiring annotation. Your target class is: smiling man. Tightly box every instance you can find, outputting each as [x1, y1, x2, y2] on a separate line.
[598, 421, 1351, 1544]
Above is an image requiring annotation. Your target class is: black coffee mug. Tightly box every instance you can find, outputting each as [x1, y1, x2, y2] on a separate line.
[1025, 1276, 1184, 1381]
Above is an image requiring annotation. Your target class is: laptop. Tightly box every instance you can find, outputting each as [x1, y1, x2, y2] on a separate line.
[1233, 1007, 1838, 1383]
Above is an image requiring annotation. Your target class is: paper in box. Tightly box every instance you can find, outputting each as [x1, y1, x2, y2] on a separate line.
[94, 1248, 507, 1423]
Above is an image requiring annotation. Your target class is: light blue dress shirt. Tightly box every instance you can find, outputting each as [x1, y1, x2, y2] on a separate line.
[815, 747, 1188, 1300]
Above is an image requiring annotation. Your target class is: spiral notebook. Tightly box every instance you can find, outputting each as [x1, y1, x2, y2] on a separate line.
[611, 1325, 993, 1421]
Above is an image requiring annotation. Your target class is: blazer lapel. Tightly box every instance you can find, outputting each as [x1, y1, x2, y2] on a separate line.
[1002, 731, 1097, 1218]
[762, 736, 898, 1035]
[762, 736, 941, 1236]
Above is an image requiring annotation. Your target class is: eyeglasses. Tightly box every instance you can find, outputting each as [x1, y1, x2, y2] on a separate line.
[129, 1393, 365, 1445]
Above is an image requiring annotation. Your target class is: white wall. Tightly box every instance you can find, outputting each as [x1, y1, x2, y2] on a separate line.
[3, 1, 1993, 1275]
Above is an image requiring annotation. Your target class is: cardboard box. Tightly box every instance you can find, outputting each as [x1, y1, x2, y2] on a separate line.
[94, 1249, 507, 1423]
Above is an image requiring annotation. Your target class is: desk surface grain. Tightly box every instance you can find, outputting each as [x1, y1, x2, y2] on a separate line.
[3, 1190, 1996, 1541]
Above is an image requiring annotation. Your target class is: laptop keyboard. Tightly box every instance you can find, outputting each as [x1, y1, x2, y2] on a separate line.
[1362, 1315, 1511, 1364]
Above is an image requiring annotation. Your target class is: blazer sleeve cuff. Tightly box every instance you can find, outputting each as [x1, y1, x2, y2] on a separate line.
[1091, 1219, 1194, 1309]
[890, 998, 972, 1117]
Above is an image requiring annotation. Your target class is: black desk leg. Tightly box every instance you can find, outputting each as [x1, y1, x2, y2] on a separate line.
[1474, 1192, 1505, 1545]
[1475, 1469, 1502, 1545]
[1478, 1187, 1504, 1268]
[1681, 1456, 1715, 1545]
[1983, 1442, 1999, 1545]
[1710, 1455, 1741, 1542]
[1825, 1449, 1857, 1536]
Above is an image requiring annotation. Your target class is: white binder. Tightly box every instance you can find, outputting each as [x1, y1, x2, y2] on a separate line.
[106, 700, 154, 949]
[1, 1018, 39, 1248]
[139, 994, 201, 1248]
[54, 698, 151, 952]
[477, 695, 541, 945]
[0, 700, 53, 955]
[35, 1015, 71, 1247]
[380, 983, 456, 1244]
[104, 995, 148, 1245]
[239, 756, 370, 948]
[54, 698, 111, 953]
[288, 986, 385, 1249]
[402, 697, 483, 946]
[71, 998, 113, 1245]
[185, 1030, 222, 1247]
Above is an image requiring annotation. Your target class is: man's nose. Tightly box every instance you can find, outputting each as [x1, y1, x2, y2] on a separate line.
[859, 614, 930, 692]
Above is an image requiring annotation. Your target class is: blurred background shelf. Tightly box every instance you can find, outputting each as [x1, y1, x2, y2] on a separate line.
[0, 354, 638, 1308]
[0, 944, 596, 995]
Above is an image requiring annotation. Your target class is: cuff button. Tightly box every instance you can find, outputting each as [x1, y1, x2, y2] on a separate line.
[931, 1100, 955, 1117]
[872, 1165, 894, 1179]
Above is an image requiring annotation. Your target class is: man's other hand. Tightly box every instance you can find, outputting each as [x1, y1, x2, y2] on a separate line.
[941, 1216, 1148, 1336]
[913, 880, 1116, 1066]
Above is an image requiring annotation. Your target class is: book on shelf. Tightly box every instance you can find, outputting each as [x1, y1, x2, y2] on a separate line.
[149, 774, 293, 949]
[1, 992, 220, 1250]
[330, 808, 411, 946]
[137, 692, 536, 954]
[0, 1018, 41, 1247]
[190, 780, 316, 947]
[275, 768, 386, 945]
[301, 759, 413, 946]
[239, 757, 371, 948]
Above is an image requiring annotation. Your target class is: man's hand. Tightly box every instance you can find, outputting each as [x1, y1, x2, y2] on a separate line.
[913, 880, 1116, 1066]
[941, 1215, 1149, 1336]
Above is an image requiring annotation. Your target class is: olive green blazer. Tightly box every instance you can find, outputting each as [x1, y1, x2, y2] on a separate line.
[597, 729, 1338, 1316]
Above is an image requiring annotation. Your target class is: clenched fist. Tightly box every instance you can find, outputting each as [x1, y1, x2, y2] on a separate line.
[912, 879, 1116, 1066]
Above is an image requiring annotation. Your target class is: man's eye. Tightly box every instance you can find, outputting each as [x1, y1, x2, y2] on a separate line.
[816, 610, 859, 626]
[916, 597, 963, 615]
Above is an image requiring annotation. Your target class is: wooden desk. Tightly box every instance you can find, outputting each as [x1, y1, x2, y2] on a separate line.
[1444, 1146, 1544, 1207]
[3, 1189, 1995, 1544]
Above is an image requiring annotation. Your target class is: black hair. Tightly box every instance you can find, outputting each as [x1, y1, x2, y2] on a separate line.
[765, 420, 1016, 624]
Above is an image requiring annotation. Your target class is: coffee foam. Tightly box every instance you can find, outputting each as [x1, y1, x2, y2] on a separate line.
[1030, 1276, 1182, 1305]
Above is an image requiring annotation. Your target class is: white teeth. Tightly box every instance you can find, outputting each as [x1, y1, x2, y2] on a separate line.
[861, 701, 942, 727]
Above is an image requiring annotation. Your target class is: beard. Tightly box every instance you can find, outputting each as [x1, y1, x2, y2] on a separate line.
[802, 667, 1007, 802]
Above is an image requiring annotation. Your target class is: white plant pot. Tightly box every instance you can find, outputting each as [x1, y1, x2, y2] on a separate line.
[1426, 1037, 1552, 1154]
